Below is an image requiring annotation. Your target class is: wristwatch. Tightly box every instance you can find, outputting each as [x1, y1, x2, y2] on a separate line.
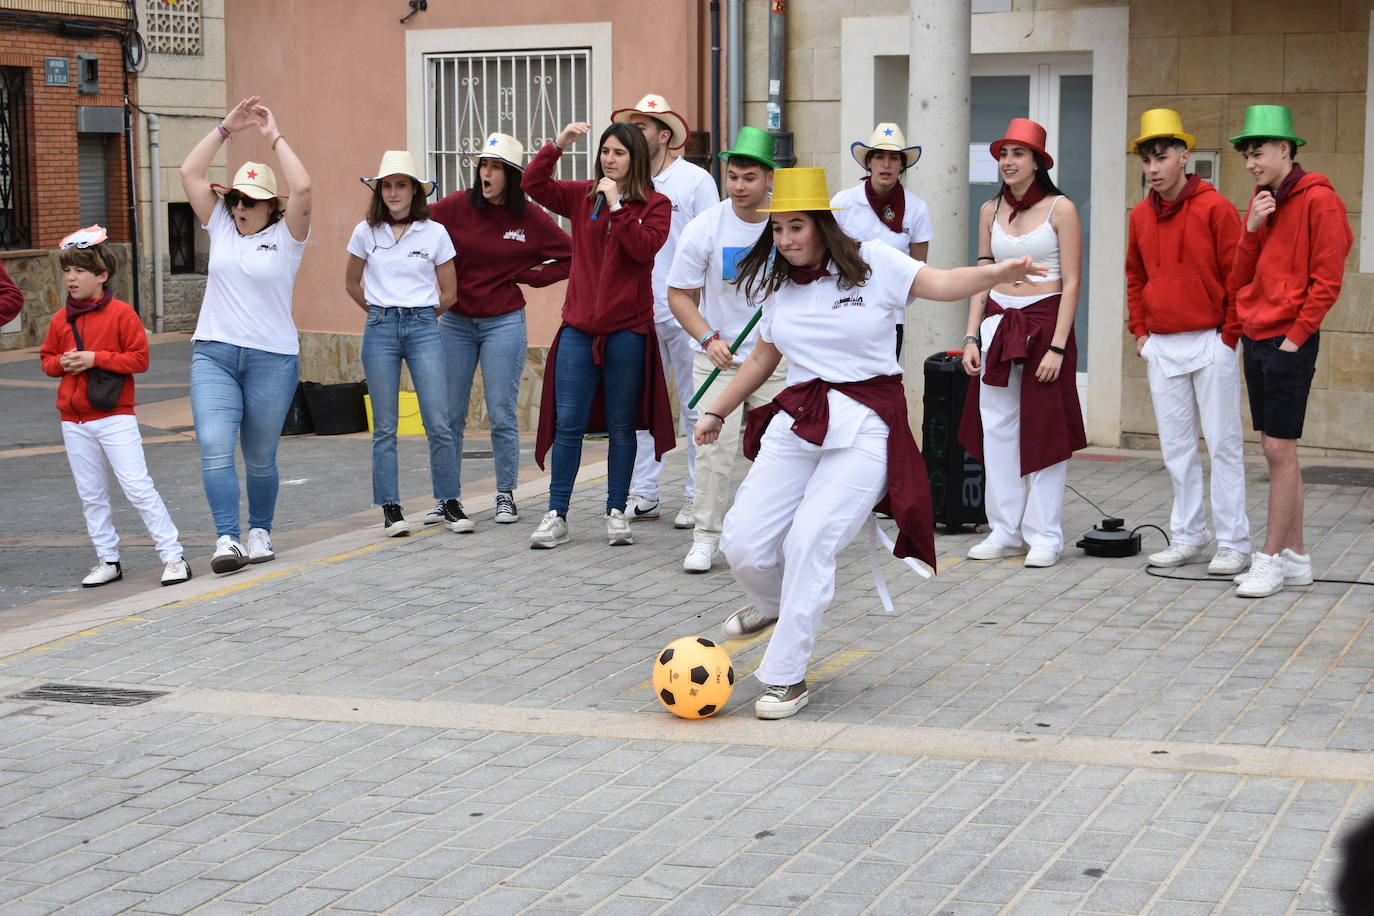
[963, 334, 980, 347]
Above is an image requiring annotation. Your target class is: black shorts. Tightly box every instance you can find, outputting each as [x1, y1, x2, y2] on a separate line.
[1242, 332, 1319, 440]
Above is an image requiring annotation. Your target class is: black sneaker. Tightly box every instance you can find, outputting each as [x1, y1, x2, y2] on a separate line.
[382, 503, 410, 537]
[443, 498, 475, 533]
[494, 491, 519, 524]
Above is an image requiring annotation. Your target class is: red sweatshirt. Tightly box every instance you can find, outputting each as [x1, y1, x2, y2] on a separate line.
[0, 261, 21, 325]
[521, 142, 671, 334]
[1233, 171, 1352, 346]
[39, 297, 148, 422]
[1126, 175, 1243, 347]
[428, 190, 573, 318]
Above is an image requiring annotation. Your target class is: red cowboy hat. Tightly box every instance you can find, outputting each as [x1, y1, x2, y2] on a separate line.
[989, 118, 1053, 170]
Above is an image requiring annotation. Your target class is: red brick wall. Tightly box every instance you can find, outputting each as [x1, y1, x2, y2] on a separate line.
[0, 21, 136, 251]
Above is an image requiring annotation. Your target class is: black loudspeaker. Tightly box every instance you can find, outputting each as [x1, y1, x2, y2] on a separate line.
[922, 351, 987, 529]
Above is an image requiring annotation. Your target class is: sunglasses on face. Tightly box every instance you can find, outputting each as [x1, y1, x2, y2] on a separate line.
[225, 191, 263, 209]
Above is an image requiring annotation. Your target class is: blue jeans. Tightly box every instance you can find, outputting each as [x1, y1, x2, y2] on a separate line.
[439, 308, 527, 495]
[361, 306, 460, 506]
[549, 325, 646, 516]
[190, 341, 300, 538]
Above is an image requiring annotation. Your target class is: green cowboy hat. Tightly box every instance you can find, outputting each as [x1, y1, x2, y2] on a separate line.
[719, 126, 779, 171]
[1229, 104, 1306, 148]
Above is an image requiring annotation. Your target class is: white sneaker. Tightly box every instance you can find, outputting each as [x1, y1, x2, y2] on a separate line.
[683, 541, 717, 572]
[627, 494, 660, 521]
[1024, 546, 1060, 568]
[967, 537, 1027, 561]
[160, 558, 192, 586]
[1280, 548, 1314, 586]
[246, 528, 274, 564]
[1207, 547, 1250, 577]
[529, 511, 570, 549]
[81, 560, 122, 587]
[673, 499, 695, 529]
[1148, 542, 1210, 568]
[423, 501, 446, 525]
[211, 535, 249, 574]
[755, 681, 809, 720]
[606, 509, 633, 546]
[1236, 552, 1285, 598]
[722, 604, 777, 639]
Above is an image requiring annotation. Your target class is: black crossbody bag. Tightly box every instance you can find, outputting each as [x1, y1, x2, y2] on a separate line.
[68, 316, 129, 411]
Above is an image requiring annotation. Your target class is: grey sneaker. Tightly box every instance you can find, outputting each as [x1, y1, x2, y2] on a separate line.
[606, 509, 633, 546]
[423, 501, 446, 525]
[530, 511, 570, 549]
[673, 498, 695, 529]
[722, 604, 777, 639]
[755, 681, 809, 720]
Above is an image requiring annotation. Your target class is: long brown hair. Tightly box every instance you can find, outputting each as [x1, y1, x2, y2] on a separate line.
[365, 176, 431, 227]
[733, 210, 870, 304]
[590, 123, 654, 204]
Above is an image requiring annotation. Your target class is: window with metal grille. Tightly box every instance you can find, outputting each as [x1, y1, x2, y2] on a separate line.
[168, 201, 196, 273]
[144, 0, 202, 56]
[425, 49, 592, 200]
[0, 67, 31, 251]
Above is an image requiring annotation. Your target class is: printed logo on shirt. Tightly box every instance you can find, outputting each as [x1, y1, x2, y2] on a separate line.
[831, 294, 865, 310]
[503, 229, 527, 243]
[721, 246, 748, 282]
[255, 243, 277, 252]
[407, 249, 430, 259]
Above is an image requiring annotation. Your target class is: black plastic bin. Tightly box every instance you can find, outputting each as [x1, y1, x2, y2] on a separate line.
[280, 381, 315, 436]
[922, 351, 987, 529]
[302, 381, 369, 435]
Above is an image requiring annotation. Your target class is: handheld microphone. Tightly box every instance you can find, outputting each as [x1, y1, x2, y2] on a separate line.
[589, 192, 607, 221]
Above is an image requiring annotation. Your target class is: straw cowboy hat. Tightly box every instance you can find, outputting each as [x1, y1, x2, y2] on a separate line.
[611, 94, 690, 150]
[756, 168, 842, 212]
[360, 150, 438, 198]
[990, 118, 1054, 170]
[851, 123, 921, 171]
[211, 161, 285, 200]
[465, 132, 526, 171]
[1230, 104, 1306, 148]
[1131, 108, 1196, 152]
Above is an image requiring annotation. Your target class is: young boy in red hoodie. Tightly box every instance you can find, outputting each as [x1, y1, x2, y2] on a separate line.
[40, 227, 192, 588]
[1127, 109, 1250, 578]
[1229, 105, 1353, 598]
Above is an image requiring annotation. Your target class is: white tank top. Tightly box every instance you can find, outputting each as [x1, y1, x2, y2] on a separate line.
[990, 195, 1063, 281]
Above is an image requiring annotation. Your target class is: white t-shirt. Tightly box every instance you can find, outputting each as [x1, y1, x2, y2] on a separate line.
[666, 199, 770, 364]
[650, 156, 720, 324]
[345, 219, 456, 308]
[830, 182, 934, 254]
[759, 240, 921, 448]
[194, 204, 309, 355]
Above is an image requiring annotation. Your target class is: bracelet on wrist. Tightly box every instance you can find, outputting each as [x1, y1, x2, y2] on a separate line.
[1047, 344, 1066, 355]
[704, 411, 726, 423]
[699, 329, 721, 347]
[975, 255, 995, 262]
[216, 122, 231, 142]
[963, 334, 980, 347]
[271, 134, 284, 151]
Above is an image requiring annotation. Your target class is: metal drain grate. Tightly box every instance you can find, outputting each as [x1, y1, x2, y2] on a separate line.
[1304, 466, 1374, 488]
[9, 683, 167, 707]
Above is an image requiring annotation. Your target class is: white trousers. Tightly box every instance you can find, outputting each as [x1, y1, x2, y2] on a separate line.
[1144, 334, 1250, 551]
[631, 319, 697, 502]
[62, 414, 182, 563]
[720, 412, 889, 686]
[979, 362, 1068, 552]
[690, 352, 789, 545]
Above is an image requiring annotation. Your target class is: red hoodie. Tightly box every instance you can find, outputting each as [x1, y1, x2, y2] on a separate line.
[1126, 175, 1243, 347]
[1233, 170, 1352, 347]
[521, 142, 671, 334]
[39, 297, 148, 422]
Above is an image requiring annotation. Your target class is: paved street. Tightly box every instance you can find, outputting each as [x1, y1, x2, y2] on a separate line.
[2, 334, 1374, 913]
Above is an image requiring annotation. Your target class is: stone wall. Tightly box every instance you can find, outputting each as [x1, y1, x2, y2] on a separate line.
[0, 243, 138, 350]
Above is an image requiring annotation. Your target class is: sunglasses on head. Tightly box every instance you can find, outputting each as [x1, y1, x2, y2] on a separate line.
[225, 191, 263, 209]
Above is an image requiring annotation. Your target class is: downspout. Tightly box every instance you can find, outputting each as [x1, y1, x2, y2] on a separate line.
[767, 0, 794, 166]
[146, 112, 164, 333]
[709, 0, 721, 182]
[122, 57, 141, 315]
[726, 0, 743, 144]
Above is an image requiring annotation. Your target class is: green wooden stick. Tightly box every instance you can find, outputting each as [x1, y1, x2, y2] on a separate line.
[687, 307, 763, 409]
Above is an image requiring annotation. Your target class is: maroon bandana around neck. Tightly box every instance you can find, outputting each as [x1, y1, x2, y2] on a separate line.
[1267, 162, 1307, 208]
[65, 291, 113, 322]
[788, 258, 832, 286]
[383, 214, 416, 226]
[1149, 172, 1203, 220]
[864, 177, 906, 233]
[1001, 182, 1047, 223]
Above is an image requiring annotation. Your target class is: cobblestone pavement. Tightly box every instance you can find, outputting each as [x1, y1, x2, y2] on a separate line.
[1, 438, 1372, 913]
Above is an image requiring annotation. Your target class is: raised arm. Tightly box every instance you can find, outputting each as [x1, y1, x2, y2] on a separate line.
[522, 123, 593, 218]
[180, 96, 259, 225]
[251, 102, 311, 242]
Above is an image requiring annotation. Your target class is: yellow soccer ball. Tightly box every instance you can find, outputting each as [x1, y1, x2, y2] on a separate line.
[651, 636, 735, 719]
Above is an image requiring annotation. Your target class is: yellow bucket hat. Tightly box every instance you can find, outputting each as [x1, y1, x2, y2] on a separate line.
[1131, 108, 1196, 152]
[756, 168, 842, 213]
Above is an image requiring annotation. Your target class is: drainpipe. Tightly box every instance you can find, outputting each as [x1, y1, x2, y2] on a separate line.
[709, 0, 721, 182]
[766, 0, 794, 167]
[727, 0, 743, 144]
[146, 112, 164, 333]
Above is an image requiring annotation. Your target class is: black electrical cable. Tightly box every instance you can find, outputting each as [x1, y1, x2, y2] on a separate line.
[1066, 484, 1109, 519]
[1131, 523, 1170, 547]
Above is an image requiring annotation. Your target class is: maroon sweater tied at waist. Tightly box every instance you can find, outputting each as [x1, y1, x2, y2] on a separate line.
[742, 374, 937, 573]
[958, 293, 1087, 476]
